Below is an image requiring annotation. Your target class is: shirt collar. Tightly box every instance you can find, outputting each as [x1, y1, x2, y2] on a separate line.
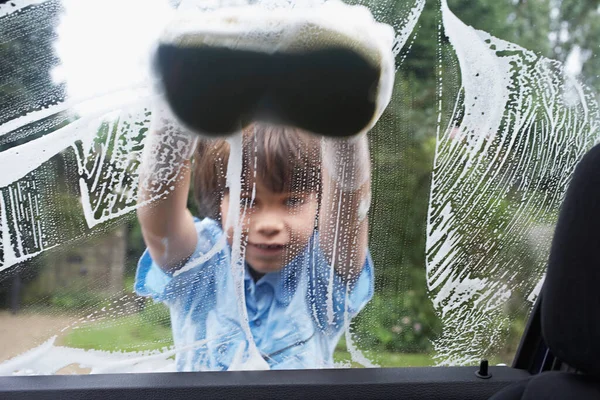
[242, 232, 319, 306]
[243, 262, 297, 306]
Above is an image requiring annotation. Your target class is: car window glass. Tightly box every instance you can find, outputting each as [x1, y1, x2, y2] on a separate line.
[0, 0, 598, 374]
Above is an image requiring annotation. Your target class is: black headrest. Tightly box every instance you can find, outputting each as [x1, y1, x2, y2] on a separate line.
[543, 143, 600, 376]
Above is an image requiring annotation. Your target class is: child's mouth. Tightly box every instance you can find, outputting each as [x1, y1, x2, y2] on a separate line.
[249, 243, 286, 254]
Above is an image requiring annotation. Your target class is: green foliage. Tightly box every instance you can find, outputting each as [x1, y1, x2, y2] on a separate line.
[354, 271, 441, 353]
[553, 0, 600, 91]
[448, 0, 552, 56]
[48, 289, 110, 312]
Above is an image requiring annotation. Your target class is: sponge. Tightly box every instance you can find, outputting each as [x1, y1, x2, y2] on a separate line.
[153, 0, 395, 138]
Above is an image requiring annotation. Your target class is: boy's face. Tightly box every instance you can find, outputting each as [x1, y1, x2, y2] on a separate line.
[220, 181, 319, 274]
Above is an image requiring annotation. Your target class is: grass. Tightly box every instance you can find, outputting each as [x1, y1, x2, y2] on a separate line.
[60, 309, 435, 367]
[60, 313, 173, 352]
[333, 350, 433, 367]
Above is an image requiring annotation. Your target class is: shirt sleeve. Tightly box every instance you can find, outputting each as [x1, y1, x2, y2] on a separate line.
[134, 218, 219, 304]
[306, 235, 375, 335]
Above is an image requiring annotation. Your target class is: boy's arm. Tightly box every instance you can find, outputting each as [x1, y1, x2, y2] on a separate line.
[318, 134, 371, 283]
[136, 101, 199, 273]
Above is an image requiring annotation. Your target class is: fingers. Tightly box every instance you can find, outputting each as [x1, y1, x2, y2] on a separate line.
[321, 135, 371, 193]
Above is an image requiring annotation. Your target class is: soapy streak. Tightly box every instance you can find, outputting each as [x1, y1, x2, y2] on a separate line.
[223, 133, 268, 370]
[390, 0, 425, 58]
[426, 0, 600, 366]
[0, 86, 150, 138]
[0, 98, 153, 270]
[0, 330, 240, 375]
[0, 89, 153, 187]
[0, 0, 48, 18]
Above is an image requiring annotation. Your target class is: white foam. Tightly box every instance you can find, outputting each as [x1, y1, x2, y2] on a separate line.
[0, 334, 252, 375]
[0, 118, 92, 188]
[0, 337, 170, 375]
[0, 0, 47, 18]
[390, 0, 425, 57]
[426, 0, 600, 366]
[223, 133, 267, 369]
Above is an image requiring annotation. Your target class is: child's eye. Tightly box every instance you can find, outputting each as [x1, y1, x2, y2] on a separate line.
[240, 197, 255, 208]
[285, 196, 306, 208]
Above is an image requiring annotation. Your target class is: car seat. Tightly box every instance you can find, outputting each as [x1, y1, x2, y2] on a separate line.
[490, 143, 600, 399]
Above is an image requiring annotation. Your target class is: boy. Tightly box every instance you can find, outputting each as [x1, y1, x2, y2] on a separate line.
[134, 2, 393, 371]
[135, 109, 373, 371]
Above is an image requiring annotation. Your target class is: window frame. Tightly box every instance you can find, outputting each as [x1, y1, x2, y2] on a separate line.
[0, 300, 548, 399]
[0, 366, 531, 399]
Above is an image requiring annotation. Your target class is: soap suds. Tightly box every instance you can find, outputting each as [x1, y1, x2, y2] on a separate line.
[426, 0, 600, 366]
[0, 0, 48, 18]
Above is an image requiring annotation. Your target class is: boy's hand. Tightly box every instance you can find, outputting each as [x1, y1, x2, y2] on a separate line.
[138, 95, 198, 204]
[321, 134, 371, 193]
[319, 132, 372, 282]
[152, 1, 395, 138]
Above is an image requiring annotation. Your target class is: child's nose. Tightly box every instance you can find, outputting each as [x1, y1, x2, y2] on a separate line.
[254, 212, 285, 236]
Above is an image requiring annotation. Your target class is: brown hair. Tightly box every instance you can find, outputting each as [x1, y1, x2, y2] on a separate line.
[192, 123, 322, 220]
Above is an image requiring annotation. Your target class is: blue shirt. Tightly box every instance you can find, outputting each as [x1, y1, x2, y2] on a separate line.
[135, 217, 374, 371]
